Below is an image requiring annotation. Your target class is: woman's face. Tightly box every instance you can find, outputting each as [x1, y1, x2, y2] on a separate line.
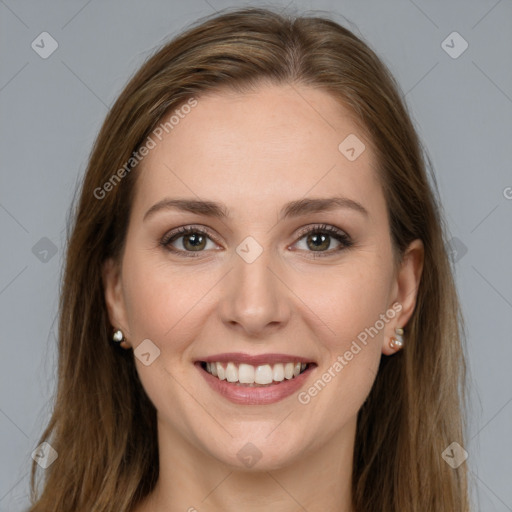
[104, 83, 423, 470]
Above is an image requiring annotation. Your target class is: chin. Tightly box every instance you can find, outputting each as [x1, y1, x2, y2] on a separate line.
[198, 430, 308, 472]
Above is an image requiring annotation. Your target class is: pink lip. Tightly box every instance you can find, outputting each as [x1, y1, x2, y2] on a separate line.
[195, 361, 316, 405]
[198, 352, 314, 366]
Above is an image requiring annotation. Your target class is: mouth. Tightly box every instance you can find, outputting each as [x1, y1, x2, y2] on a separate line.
[198, 360, 313, 387]
[195, 353, 317, 405]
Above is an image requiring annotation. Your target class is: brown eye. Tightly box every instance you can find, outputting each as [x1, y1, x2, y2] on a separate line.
[160, 224, 352, 259]
[160, 226, 218, 256]
[293, 224, 353, 257]
[305, 232, 331, 251]
[179, 232, 207, 251]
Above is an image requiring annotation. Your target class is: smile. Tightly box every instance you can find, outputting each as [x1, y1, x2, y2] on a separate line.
[201, 361, 310, 386]
[195, 353, 317, 405]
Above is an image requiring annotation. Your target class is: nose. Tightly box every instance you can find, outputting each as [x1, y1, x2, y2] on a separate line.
[218, 245, 291, 337]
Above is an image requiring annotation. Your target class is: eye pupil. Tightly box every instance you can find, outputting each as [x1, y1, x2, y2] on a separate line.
[183, 233, 206, 251]
[307, 233, 330, 251]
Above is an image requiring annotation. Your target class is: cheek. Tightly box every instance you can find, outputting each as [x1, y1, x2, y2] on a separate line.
[293, 253, 393, 408]
[121, 250, 187, 342]
[295, 257, 393, 351]
[295, 267, 392, 431]
[121, 247, 223, 359]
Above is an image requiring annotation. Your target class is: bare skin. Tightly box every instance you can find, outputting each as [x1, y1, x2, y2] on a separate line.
[103, 82, 424, 512]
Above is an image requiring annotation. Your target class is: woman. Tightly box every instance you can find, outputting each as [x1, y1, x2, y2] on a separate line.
[28, 6, 470, 511]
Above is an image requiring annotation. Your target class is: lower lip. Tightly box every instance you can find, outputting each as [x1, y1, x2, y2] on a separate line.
[195, 362, 315, 405]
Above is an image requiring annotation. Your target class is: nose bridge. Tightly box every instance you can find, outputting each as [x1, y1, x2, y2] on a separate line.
[220, 239, 289, 334]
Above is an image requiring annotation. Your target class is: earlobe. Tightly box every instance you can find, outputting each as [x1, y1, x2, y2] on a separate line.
[383, 239, 424, 355]
[102, 258, 131, 348]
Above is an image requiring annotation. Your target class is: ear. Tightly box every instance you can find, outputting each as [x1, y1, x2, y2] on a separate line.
[382, 239, 424, 355]
[102, 258, 131, 349]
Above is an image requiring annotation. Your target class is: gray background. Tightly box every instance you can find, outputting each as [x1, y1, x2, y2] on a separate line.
[1, 0, 511, 510]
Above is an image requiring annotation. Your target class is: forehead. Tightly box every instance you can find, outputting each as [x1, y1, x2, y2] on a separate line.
[133, 83, 384, 219]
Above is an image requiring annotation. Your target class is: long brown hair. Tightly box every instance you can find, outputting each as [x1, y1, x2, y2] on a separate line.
[28, 7, 470, 511]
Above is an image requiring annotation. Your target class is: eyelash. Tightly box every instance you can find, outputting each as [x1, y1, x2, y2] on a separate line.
[159, 224, 353, 259]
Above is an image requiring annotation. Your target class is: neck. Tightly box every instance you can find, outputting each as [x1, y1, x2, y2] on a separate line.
[137, 415, 356, 512]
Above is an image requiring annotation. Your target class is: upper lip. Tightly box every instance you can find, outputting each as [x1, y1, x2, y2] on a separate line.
[197, 352, 315, 366]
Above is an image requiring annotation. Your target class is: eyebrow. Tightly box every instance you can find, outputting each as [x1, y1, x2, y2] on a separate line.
[143, 196, 369, 222]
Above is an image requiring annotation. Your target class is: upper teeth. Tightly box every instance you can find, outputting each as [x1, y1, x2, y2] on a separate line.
[205, 362, 307, 385]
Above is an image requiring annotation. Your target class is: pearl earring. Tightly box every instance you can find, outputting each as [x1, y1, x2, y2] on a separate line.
[389, 327, 404, 350]
[112, 329, 125, 344]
